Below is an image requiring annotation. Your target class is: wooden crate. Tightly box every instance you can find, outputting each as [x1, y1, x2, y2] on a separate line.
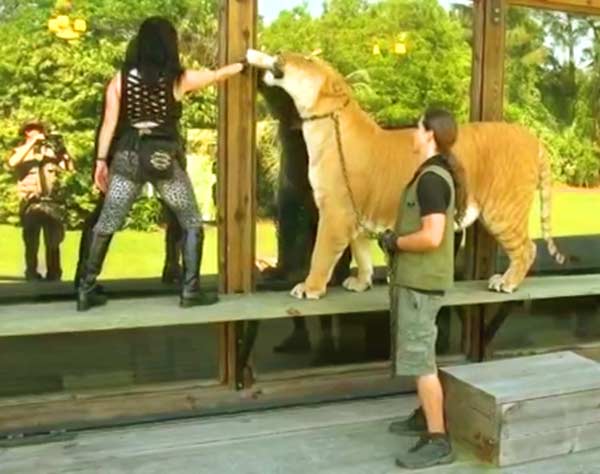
[440, 351, 600, 466]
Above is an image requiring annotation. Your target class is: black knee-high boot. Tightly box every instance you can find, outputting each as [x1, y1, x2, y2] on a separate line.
[74, 200, 109, 289]
[74, 225, 92, 289]
[77, 233, 112, 311]
[180, 227, 218, 307]
[161, 218, 183, 284]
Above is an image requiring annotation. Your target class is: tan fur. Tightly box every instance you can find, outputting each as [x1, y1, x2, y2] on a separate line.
[256, 53, 564, 299]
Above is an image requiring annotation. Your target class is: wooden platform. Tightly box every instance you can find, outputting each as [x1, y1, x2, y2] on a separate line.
[441, 351, 600, 466]
[2, 394, 599, 474]
[1, 274, 599, 338]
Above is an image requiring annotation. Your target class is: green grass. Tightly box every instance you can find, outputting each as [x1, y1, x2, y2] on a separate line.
[0, 224, 221, 281]
[529, 189, 600, 238]
[0, 222, 280, 281]
[2, 189, 599, 281]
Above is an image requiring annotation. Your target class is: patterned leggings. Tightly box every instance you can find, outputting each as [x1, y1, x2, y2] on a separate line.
[94, 150, 201, 234]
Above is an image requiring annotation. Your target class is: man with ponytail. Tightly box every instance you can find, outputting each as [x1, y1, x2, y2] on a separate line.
[378, 108, 466, 469]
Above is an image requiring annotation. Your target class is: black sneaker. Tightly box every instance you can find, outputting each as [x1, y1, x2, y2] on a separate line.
[395, 433, 455, 470]
[388, 407, 427, 436]
[273, 329, 311, 353]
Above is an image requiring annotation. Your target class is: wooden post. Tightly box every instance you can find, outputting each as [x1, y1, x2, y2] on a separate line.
[465, 0, 506, 361]
[218, 0, 257, 293]
[217, 0, 257, 388]
[510, 0, 600, 15]
[480, 0, 506, 122]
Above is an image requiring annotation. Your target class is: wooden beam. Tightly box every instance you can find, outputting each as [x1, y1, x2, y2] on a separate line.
[0, 277, 218, 302]
[463, 0, 486, 357]
[2, 275, 600, 338]
[218, 0, 257, 294]
[0, 371, 409, 436]
[466, 0, 507, 361]
[218, 0, 257, 390]
[480, 0, 506, 122]
[493, 340, 600, 360]
[510, 0, 600, 15]
[469, 0, 486, 123]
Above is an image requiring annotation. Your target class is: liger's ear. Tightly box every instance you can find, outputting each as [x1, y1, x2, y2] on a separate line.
[321, 75, 347, 99]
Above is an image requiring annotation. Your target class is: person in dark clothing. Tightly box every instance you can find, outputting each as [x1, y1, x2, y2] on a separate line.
[74, 38, 185, 289]
[7, 121, 73, 281]
[77, 17, 243, 311]
[378, 108, 467, 469]
[258, 81, 352, 360]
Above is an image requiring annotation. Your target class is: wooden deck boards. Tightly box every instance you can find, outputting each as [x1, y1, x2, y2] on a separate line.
[1, 395, 599, 474]
[1, 274, 599, 338]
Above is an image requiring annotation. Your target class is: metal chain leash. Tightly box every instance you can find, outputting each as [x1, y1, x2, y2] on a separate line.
[303, 100, 379, 241]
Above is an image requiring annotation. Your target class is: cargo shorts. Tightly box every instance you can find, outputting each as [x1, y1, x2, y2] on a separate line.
[390, 286, 444, 376]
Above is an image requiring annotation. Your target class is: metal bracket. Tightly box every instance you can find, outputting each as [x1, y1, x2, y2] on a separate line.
[490, 0, 503, 25]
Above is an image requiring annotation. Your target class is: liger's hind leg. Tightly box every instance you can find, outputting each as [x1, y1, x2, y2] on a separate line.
[480, 196, 537, 293]
[291, 212, 353, 300]
[488, 224, 536, 293]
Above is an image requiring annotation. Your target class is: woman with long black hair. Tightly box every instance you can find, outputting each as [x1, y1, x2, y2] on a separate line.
[75, 37, 187, 290]
[77, 17, 243, 311]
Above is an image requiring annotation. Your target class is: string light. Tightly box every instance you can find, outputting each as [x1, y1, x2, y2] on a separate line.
[372, 32, 408, 57]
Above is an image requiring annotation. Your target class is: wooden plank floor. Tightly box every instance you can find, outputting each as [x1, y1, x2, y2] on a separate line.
[2, 274, 600, 338]
[1, 395, 599, 474]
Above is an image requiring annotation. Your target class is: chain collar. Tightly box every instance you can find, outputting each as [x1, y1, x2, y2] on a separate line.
[300, 98, 351, 123]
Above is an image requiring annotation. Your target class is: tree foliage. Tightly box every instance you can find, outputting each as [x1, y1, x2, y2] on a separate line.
[260, 0, 472, 125]
[0, 0, 218, 229]
[260, 1, 600, 187]
[1, 0, 599, 230]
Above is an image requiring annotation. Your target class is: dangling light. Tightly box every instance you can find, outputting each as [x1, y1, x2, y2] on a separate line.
[47, 1, 88, 41]
[394, 32, 408, 55]
[55, 28, 80, 40]
[73, 18, 87, 33]
[48, 18, 60, 33]
[56, 15, 70, 29]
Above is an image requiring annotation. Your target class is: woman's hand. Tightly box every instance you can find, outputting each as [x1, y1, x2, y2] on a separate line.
[94, 160, 109, 194]
[218, 62, 244, 80]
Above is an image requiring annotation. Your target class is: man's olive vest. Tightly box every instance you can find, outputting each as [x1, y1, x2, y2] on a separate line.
[391, 164, 455, 291]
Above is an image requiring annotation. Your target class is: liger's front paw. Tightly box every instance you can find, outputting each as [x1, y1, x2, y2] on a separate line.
[290, 282, 325, 300]
[488, 274, 517, 293]
[342, 276, 372, 293]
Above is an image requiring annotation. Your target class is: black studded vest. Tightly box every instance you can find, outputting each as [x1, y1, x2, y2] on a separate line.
[119, 68, 182, 139]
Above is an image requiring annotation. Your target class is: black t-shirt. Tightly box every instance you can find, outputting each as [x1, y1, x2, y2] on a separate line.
[412, 155, 452, 217]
